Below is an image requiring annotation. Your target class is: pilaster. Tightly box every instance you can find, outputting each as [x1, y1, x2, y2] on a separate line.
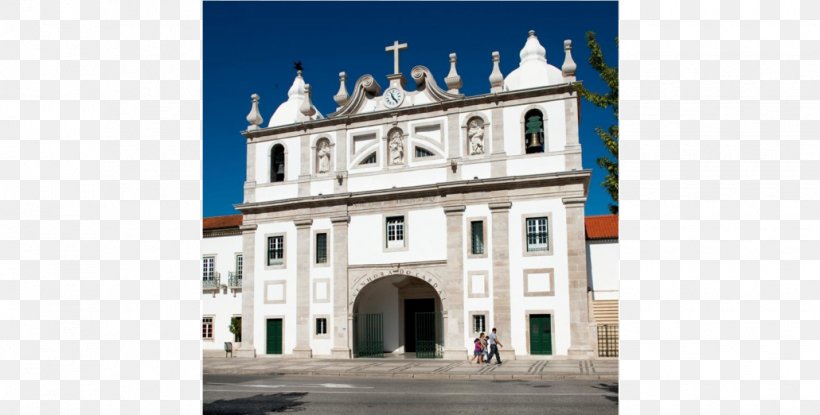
[244, 139, 256, 203]
[490, 107, 507, 177]
[564, 93, 582, 171]
[446, 113, 460, 181]
[293, 218, 313, 358]
[236, 223, 257, 357]
[488, 201, 515, 358]
[563, 196, 594, 358]
[334, 129, 348, 193]
[330, 215, 352, 358]
[298, 135, 310, 197]
[442, 205, 466, 359]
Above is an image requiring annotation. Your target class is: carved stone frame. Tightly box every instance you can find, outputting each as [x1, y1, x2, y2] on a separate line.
[313, 314, 331, 339]
[312, 229, 331, 268]
[264, 232, 287, 269]
[468, 311, 489, 335]
[462, 113, 491, 159]
[524, 310, 556, 356]
[312, 278, 331, 303]
[382, 211, 409, 252]
[312, 135, 334, 176]
[521, 212, 554, 257]
[523, 268, 555, 297]
[263, 280, 287, 304]
[467, 271, 489, 298]
[466, 216, 488, 259]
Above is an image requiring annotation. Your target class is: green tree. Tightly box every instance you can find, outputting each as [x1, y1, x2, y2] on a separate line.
[576, 31, 618, 214]
[229, 316, 241, 343]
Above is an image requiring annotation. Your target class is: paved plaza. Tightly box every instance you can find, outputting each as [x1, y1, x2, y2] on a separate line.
[203, 352, 618, 381]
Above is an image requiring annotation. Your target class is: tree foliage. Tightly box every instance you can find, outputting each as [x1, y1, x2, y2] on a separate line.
[575, 31, 618, 214]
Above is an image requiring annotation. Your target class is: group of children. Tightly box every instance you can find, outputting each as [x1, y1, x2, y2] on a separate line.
[470, 332, 491, 364]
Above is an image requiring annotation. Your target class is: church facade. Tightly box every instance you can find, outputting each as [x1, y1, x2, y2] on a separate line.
[219, 31, 601, 359]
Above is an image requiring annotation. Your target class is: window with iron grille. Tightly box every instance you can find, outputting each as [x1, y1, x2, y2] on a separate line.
[471, 221, 484, 255]
[202, 316, 214, 340]
[386, 216, 405, 248]
[267, 236, 284, 266]
[473, 315, 486, 333]
[202, 256, 215, 280]
[235, 254, 243, 277]
[316, 233, 328, 264]
[526, 217, 549, 252]
[359, 152, 377, 165]
[315, 318, 327, 335]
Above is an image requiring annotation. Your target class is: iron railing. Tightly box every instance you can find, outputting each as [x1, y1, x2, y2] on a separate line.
[227, 271, 242, 289]
[353, 313, 383, 358]
[415, 312, 443, 358]
[597, 324, 619, 357]
[202, 272, 221, 290]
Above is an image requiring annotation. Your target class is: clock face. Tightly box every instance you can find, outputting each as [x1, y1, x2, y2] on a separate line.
[383, 87, 405, 108]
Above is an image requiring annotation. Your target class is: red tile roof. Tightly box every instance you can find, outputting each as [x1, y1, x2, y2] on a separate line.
[203, 214, 242, 230]
[585, 215, 618, 240]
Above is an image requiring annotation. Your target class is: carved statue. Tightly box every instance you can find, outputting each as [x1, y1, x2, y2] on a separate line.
[317, 140, 331, 173]
[468, 118, 484, 155]
[389, 129, 404, 165]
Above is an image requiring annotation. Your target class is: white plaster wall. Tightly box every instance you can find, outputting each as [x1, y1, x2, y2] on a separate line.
[201, 234, 243, 350]
[355, 278, 400, 352]
[460, 162, 492, 181]
[254, 221, 298, 355]
[256, 183, 298, 201]
[309, 179, 334, 196]
[587, 241, 620, 300]
[507, 198, 571, 356]
[462, 203, 493, 350]
[348, 208, 447, 265]
[347, 168, 447, 193]
[309, 217, 335, 356]
[506, 154, 565, 177]
[502, 101, 567, 156]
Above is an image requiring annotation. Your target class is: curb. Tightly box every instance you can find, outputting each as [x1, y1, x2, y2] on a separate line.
[203, 369, 617, 382]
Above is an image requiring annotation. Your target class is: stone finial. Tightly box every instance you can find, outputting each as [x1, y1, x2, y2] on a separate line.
[246, 93, 263, 130]
[300, 84, 316, 117]
[562, 39, 577, 79]
[444, 52, 463, 94]
[489, 51, 504, 93]
[333, 71, 349, 108]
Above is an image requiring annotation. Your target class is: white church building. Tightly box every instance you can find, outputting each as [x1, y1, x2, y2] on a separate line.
[202, 31, 619, 359]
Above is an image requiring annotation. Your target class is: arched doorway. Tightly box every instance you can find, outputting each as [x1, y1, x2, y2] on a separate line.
[351, 274, 444, 358]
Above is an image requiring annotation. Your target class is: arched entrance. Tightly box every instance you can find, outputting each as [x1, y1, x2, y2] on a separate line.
[351, 274, 445, 358]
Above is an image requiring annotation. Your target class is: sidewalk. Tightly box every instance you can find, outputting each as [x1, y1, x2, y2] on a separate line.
[203, 351, 618, 381]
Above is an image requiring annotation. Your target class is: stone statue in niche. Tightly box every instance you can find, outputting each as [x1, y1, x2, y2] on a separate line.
[316, 140, 331, 173]
[468, 118, 485, 155]
[388, 129, 404, 165]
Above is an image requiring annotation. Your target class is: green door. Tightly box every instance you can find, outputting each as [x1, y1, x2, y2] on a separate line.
[529, 314, 552, 355]
[266, 319, 282, 355]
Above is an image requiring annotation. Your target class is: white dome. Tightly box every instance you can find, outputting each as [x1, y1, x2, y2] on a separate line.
[268, 71, 323, 127]
[503, 30, 564, 91]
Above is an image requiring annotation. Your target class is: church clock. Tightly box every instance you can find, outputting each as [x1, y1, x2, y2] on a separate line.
[383, 87, 405, 109]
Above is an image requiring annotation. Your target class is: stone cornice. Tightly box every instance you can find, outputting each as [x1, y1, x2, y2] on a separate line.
[238, 224, 258, 232]
[443, 205, 467, 215]
[203, 228, 242, 238]
[241, 82, 579, 140]
[234, 170, 591, 214]
[330, 215, 351, 224]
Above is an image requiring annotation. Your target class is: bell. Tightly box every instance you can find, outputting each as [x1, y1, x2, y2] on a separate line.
[276, 164, 285, 174]
[527, 131, 542, 149]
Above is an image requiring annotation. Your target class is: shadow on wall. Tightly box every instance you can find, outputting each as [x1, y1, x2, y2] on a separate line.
[204, 392, 307, 414]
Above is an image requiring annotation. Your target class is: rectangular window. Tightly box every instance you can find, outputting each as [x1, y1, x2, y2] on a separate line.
[235, 254, 243, 277]
[386, 216, 405, 248]
[202, 316, 214, 340]
[315, 318, 327, 335]
[267, 236, 284, 266]
[471, 221, 484, 255]
[473, 315, 486, 333]
[202, 256, 215, 280]
[316, 233, 328, 264]
[526, 217, 549, 252]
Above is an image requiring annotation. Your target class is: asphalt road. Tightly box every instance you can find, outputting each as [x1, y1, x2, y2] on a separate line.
[203, 374, 618, 415]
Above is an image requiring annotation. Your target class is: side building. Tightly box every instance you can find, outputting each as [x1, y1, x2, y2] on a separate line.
[201, 215, 244, 351]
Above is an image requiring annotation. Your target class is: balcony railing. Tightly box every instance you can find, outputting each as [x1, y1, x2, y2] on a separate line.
[202, 272, 221, 290]
[228, 272, 242, 289]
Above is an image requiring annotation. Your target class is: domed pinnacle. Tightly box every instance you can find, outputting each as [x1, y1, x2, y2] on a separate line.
[333, 72, 349, 108]
[489, 51, 504, 93]
[562, 39, 577, 79]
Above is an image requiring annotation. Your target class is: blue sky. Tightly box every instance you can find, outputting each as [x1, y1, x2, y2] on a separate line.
[203, 1, 618, 217]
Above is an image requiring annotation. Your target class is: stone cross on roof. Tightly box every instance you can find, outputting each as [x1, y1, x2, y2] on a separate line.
[385, 40, 408, 75]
